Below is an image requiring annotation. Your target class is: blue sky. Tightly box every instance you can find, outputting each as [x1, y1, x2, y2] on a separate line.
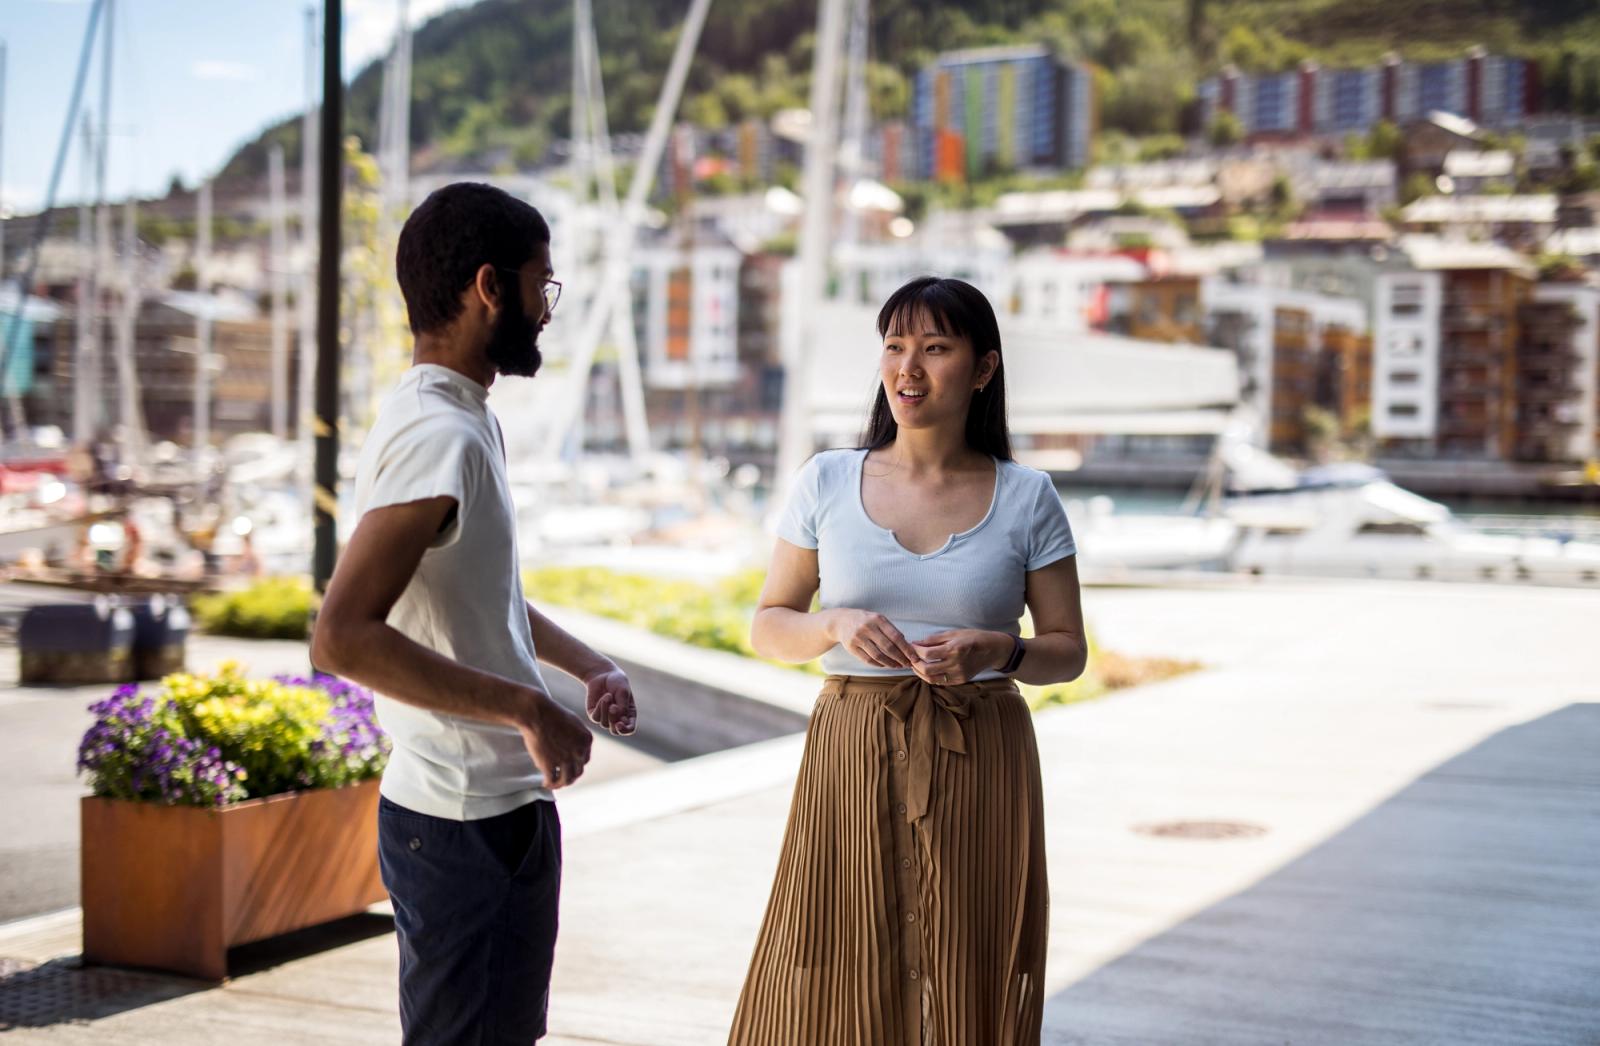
[1, 0, 473, 216]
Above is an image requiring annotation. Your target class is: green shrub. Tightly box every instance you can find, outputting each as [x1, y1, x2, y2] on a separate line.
[527, 566, 1201, 702]
[525, 566, 823, 674]
[192, 577, 314, 639]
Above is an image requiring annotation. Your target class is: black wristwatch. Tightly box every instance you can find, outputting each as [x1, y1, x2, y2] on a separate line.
[1000, 634, 1027, 675]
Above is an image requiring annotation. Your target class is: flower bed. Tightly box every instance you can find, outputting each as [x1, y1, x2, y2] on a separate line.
[76, 664, 391, 979]
[78, 662, 388, 807]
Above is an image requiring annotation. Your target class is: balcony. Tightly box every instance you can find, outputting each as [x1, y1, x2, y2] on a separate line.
[1441, 307, 1496, 331]
[1440, 346, 1507, 367]
[1442, 382, 1497, 401]
[1517, 348, 1582, 369]
[1516, 384, 1581, 404]
[1437, 414, 1495, 436]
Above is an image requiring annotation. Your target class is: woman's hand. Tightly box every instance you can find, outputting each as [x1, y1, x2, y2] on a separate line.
[826, 609, 921, 669]
[911, 630, 1011, 686]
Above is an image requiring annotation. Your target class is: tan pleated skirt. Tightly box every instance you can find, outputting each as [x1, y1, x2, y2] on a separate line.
[729, 674, 1048, 1046]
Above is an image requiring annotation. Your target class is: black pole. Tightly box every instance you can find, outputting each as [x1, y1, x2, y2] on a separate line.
[313, 0, 341, 593]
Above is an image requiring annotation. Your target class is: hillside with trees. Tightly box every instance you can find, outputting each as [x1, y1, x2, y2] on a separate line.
[218, 0, 1600, 181]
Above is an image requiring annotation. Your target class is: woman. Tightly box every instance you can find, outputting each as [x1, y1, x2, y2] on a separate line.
[729, 276, 1088, 1045]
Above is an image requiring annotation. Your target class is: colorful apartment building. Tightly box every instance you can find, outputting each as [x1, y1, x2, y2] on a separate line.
[631, 240, 743, 391]
[912, 45, 1095, 183]
[1198, 47, 1539, 139]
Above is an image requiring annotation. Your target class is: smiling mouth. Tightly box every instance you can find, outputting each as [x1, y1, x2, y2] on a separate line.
[896, 389, 928, 404]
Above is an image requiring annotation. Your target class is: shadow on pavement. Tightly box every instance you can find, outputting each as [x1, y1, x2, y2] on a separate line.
[0, 956, 205, 1030]
[0, 911, 395, 1030]
[1043, 703, 1600, 1046]
[228, 910, 395, 978]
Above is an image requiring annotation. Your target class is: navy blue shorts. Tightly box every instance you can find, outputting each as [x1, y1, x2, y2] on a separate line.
[378, 795, 562, 1045]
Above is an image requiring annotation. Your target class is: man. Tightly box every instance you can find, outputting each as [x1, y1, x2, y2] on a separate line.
[312, 182, 638, 1044]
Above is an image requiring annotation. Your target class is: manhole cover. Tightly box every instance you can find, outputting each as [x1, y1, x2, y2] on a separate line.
[0, 958, 183, 1029]
[1133, 820, 1268, 840]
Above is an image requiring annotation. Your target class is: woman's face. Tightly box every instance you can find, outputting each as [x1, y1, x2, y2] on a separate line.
[879, 309, 996, 432]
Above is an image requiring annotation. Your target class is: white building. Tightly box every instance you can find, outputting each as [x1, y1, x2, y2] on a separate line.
[1543, 228, 1600, 268]
[1441, 150, 1516, 194]
[1371, 270, 1445, 442]
[803, 302, 1239, 448]
[1292, 159, 1398, 214]
[1399, 194, 1557, 244]
[1005, 250, 1147, 329]
[830, 241, 1012, 313]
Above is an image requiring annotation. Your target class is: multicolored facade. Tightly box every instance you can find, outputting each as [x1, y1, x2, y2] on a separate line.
[911, 45, 1095, 183]
[1198, 48, 1539, 138]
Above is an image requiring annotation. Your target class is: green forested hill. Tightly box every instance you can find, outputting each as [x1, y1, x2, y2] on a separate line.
[218, 0, 1600, 182]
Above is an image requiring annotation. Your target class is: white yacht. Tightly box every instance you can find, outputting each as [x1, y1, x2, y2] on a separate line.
[1069, 417, 1600, 587]
[1225, 464, 1600, 586]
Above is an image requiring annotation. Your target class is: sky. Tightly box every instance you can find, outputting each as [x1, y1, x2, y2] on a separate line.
[0, 0, 475, 217]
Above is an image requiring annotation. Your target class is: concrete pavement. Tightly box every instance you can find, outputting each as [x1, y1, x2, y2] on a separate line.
[1, 577, 1596, 1044]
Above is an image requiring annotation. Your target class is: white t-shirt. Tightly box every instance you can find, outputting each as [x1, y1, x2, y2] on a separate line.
[353, 363, 553, 820]
[776, 448, 1076, 679]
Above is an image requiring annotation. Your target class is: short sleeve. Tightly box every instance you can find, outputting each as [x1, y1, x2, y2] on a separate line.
[1026, 470, 1076, 570]
[363, 418, 479, 547]
[774, 454, 823, 550]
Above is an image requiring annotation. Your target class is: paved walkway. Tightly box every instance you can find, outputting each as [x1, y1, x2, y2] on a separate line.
[1, 578, 1596, 1044]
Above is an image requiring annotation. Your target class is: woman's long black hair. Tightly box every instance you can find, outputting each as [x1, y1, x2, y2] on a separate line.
[859, 275, 1012, 461]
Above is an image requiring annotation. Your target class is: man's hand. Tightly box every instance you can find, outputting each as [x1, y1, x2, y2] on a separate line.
[516, 692, 594, 789]
[911, 629, 1010, 686]
[583, 666, 638, 736]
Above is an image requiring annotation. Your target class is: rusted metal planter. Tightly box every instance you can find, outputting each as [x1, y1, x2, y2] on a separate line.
[80, 779, 386, 980]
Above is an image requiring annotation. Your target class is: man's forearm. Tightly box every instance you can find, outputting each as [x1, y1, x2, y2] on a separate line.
[313, 619, 544, 727]
[526, 601, 615, 682]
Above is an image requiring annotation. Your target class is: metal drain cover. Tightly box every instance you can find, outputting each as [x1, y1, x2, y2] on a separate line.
[0, 957, 189, 1030]
[1134, 820, 1268, 840]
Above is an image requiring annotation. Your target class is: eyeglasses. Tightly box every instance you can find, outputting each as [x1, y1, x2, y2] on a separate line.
[496, 266, 562, 315]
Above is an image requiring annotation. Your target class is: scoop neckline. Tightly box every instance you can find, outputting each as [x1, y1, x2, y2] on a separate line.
[853, 448, 1003, 561]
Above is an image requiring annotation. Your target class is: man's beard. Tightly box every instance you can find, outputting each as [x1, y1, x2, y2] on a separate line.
[484, 278, 543, 378]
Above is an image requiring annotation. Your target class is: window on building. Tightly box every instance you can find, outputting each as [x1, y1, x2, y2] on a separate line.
[1386, 332, 1423, 357]
[1390, 283, 1425, 316]
[1357, 521, 1428, 537]
[1138, 297, 1158, 328]
[1388, 403, 1420, 418]
[1392, 371, 1420, 385]
[1176, 296, 1199, 328]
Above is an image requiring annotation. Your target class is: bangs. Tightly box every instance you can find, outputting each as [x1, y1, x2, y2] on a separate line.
[876, 278, 969, 342]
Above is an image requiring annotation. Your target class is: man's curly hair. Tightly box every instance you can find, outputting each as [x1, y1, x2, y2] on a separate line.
[396, 182, 551, 335]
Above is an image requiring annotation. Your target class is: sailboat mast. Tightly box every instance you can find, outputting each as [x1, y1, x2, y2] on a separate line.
[269, 144, 290, 439]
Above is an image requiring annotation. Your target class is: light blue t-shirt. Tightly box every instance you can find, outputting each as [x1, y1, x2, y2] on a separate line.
[777, 448, 1076, 678]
